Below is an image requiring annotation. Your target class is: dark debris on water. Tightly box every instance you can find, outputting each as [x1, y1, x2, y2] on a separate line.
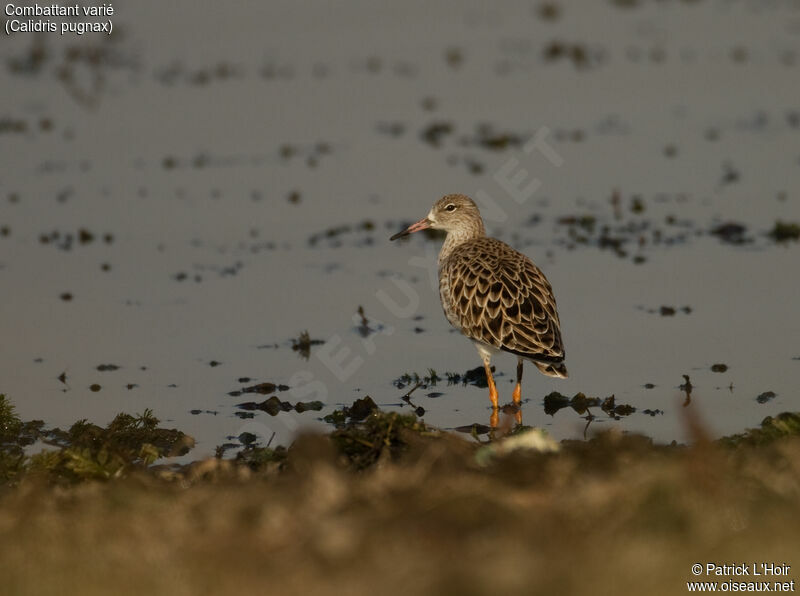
[39, 228, 114, 251]
[228, 381, 290, 397]
[756, 391, 777, 404]
[328, 406, 436, 469]
[640, 305, 692, 316]
[236, 395, 323, 416]
[307, 220, 376, 248]
[355, 305, 386, 338]
[710, 222, 751, 245]
[393, 366, 500, 390]
[323, 396, 379, 427]
[768, 221, 800, 243]
[543, 391, 636, 418]
[291, 331, 324, 360]
[393, 369, 441, 389]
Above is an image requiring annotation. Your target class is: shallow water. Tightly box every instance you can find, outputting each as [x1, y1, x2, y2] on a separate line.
[1, 0, 799, 458]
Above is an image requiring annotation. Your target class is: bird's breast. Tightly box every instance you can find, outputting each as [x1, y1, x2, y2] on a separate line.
[438, 266, 462, 329]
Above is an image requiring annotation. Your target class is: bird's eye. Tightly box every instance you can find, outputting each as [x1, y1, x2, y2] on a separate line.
[445, 204, 457, 212]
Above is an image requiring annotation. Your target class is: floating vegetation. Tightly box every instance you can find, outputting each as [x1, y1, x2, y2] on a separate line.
[454, 422, 492, 435]
[658, 306, 692, 316]
[557, 214, 596, 231]
[39, 228, 114, 251]
[473, 123, 524, 151]
[601, 395, 636, 418]
[0, 395, 193, 485]
[393, 369, 441, 389]
[355, 305, 386, 337]
[553, 192, 688, 262]
[420, 121, 454, 147]
[542, 40, 602, 69]
[236, 396, 324, 416]
[768, 220, 800, 242]
[444, 365, 496, 388]
[547, 192, 800, 263]
[0, 395, 45, 484]
[234, 443, 288, 472]
[154, 60, 244, 87]
[543, 391, 635, 417]
[291, 331, 324, 359]
[444, 46, 464, 69]
[228, 381, 290, 397]
[323, 396, 379, 427]
[717, 412, 800, 447]
[719, 161, 741, 187]
[710, 222, 750, 245]
[0, 117, 29, 135]
[536, 2, 561, 22]
[394, 366, 503, 390]
[307, 220, 376, 248]
[330, 408, 436, 469]
[639, 305, 693, 316]
[756, 391, 777, 404]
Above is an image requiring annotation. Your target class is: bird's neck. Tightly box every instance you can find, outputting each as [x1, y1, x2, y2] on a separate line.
[438, 220, 486, 264]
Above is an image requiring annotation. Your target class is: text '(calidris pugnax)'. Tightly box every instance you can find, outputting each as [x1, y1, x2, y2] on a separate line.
[391, 194, 567, 424]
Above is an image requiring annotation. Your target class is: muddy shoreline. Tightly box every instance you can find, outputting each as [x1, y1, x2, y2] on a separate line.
[2, 395, 799, 595]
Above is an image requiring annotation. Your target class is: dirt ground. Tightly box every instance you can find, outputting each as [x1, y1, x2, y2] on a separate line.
[1, 406, 799, 596]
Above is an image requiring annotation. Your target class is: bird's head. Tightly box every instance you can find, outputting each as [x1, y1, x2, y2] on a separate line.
[390, 194, 483, 240]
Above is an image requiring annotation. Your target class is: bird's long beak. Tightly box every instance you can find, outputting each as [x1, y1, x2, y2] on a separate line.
[390, 217, 432, 241]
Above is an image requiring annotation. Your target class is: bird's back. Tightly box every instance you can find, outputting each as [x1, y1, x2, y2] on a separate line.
[439, 237, 567, 375]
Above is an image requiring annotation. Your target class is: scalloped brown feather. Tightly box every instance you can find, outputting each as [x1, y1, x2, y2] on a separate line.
[439, 237, 568, 377]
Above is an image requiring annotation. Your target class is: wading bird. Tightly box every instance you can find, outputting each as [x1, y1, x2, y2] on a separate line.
[391, 194, 567, 425]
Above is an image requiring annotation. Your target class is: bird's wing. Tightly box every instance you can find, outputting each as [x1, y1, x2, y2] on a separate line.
[442, 238, 565, 363]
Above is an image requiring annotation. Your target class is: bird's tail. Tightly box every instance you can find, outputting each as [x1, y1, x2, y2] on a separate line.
[535, 361, 568, 379]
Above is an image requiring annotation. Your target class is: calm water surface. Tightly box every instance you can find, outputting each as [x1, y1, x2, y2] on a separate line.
[1, 0, 799, 458]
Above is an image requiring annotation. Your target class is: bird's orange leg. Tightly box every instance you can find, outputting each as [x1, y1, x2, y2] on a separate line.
[483, 360, 499, 410]
[512, 358, 523, 405]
